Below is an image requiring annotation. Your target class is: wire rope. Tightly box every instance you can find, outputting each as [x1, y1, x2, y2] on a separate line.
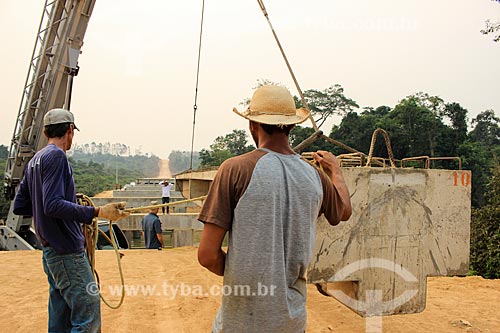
[256, 0, 318, 131]
[190, 0, 206, 170]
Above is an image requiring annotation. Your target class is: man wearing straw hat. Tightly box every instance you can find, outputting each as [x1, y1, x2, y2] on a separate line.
[197, 85, 352, 332]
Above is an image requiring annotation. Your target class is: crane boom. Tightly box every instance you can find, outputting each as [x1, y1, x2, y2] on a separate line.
[1, 0, 96, 250]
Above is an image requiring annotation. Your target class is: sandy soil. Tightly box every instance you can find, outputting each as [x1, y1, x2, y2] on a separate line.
[93, 190, 114, 198]
[157, 159, 172, 179]
[93, 158, 170, 198]
[1, 248, 499, 333]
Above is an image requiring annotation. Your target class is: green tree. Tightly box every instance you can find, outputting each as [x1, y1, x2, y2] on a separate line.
[298, 84, 359, 129]
[385, 95, 446, 158]
[0, 145, 8, 159]
[212, 130, 253, 156]
[289, 125, 335, 153]
[469, 110, 500, 147]
[481, 0, 500, 42]
[410, 92, 445, 115]
[433, 102, 469, 168]
[70, 150, 160, 178]
[168, 150, 200, 174]
[458, 141, 491, 207]
[329, 106, 391, 156]
[470, 160, 500, 278]
[198, 149, 213, 167]
[461, 110, 500, 207]
[199, 130, 255, 167]
[71, 158, 140, 196]
[327, 95, 472, 171]
[442, 102, 468, 151]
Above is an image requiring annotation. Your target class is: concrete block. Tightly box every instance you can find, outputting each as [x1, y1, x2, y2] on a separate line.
[308, 167, 471, 317]
[90, 196, 186, 208]
[113, 189, 183, 198]
[176, 169, 217, 199]
[172, 229, 194, 247]
[113, 190, 162, 197]
[114, 213, 203, 231]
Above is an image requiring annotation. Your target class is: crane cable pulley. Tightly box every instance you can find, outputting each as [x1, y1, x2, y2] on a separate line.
[256, 0, 375, 158]
[190, 0, 206, 170]
[189, 0, 318, 169]
[256, 0, 318, 131]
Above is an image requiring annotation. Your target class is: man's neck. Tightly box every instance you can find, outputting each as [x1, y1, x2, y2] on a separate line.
[47, 138, 68, 153]
[258, 135, 295, 155]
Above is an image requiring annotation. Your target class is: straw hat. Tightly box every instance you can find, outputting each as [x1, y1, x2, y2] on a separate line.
[233, 85, 310, 126]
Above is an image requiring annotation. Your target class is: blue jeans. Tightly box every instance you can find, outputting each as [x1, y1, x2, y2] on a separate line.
[42, 247, 101, 333]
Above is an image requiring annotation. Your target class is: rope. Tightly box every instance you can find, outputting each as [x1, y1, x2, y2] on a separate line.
[123, 195, 207, 213]
[292, 130, 323, 153]
[300, 152, 324, 171]
[78, 194, 125, 309]
[292, 131, 386, 168]
[256, 0, 318, 131]
[190, 0, 206, 170]
[365, 128, 396, 168]
[74, 194, 207, 309]
[255, 1, 396, 169]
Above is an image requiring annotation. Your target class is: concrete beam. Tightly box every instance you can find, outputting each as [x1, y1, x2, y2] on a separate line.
[114, 213, 203, 231]
[90, 196, 193, 212]
[308, 167, 471, 316]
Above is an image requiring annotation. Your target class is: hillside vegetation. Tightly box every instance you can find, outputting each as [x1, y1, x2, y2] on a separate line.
[0, 144, 159, 220]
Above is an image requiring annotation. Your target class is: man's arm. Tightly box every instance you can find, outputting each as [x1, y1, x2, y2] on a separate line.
[13, 177, 33, 216]
[154, 219, 163, 247]
[314, 150, 352, 221]
[156, 233, 164, 248]
[198, 223, 227, 276]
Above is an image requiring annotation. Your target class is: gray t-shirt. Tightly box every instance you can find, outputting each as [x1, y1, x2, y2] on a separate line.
[198, 149, 344, 332]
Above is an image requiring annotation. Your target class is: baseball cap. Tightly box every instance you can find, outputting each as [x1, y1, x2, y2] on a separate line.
[43, 108, 79, 131]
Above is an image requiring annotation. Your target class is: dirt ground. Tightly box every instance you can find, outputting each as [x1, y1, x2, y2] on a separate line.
[92, 159, 170, 199]
[1, 248, 499, 333]
[93, 190, 114, 198]
[157, 159, 172, 179]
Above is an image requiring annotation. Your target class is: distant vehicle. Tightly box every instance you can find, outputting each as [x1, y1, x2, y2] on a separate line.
[123, 182, 136, 190]
[96, 220, 129, 250]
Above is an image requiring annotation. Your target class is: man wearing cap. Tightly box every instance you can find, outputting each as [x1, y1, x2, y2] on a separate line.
[141, 201, 164, 249]
[13, 108, 130, 333]
[197, 85, 352, 332]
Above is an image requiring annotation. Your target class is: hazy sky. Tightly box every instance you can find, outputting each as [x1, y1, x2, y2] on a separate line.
[1, 0, 499, 159]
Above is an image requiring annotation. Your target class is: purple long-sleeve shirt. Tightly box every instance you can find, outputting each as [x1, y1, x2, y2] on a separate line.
[13, 144, 95, 253]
